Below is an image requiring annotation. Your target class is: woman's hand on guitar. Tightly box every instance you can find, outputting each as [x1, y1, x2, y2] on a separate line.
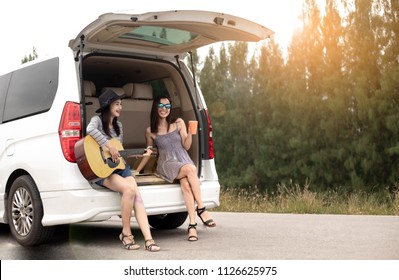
[108, 145, 120, 162]
[143, 146, 153, 157]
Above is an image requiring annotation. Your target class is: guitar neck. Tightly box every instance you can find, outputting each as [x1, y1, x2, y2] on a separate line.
[119, 148, 157, 158]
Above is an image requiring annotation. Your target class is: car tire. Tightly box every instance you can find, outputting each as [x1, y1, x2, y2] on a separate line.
[7, 175, 55, 246]
[148, 211, 188, 229]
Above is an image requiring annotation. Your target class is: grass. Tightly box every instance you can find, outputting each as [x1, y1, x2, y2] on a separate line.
[215, 184, 399, 215]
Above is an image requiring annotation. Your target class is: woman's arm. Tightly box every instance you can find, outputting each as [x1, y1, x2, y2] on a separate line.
[87, 116, 119, 161]
[177, 118, 192, 150]
[135, 127, 154, 173]
[86, 116, 109, 147]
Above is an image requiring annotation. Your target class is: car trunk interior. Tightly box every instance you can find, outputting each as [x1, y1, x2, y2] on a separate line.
[81, 54, 199, 186]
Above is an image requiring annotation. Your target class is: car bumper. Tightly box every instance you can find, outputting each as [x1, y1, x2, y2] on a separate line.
[40, 180, 220, 226]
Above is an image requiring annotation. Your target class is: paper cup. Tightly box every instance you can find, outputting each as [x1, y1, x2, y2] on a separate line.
[189, 121, 198, 135]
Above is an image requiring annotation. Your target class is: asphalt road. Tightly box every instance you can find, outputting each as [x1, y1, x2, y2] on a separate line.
[0, 212, 398, 260]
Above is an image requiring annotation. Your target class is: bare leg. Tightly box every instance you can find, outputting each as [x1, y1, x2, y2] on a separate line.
[180, 177, 196, 223]
[103, 175, 160, 251]
[177, 164, 215, 226]
[103, 174, 136, 236]
[180, 177, 197, 240]
[124, 177, 154, 239]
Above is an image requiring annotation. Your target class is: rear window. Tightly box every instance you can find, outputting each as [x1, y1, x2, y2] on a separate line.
[2, 58, 59, 122]
[116, 25, 198, 46]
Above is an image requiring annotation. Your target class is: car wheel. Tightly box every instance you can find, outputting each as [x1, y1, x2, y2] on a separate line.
[148, 211, 188, 229]
[7, 175, 55, 246]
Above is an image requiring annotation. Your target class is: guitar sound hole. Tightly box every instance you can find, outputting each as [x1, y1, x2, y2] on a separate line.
[106, 158, 120, 168]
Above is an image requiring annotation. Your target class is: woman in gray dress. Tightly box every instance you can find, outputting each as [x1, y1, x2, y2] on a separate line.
[135, 96, 216, 241]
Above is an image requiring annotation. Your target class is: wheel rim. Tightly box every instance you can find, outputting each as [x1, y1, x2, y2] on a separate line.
[11, 187, 33, 236]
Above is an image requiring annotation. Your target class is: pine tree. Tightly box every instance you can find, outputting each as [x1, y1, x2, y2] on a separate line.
[21, 47, 38, 64]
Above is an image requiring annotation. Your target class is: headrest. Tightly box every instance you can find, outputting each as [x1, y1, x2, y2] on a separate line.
[101, 87, 126, 98]
[122, 83, 134, 98]
[83, 80, 96, 97]
[133, 83, 153, 100]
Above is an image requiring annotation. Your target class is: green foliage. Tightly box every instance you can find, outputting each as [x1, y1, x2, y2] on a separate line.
[21, 47, 38, 64]
[198, 0, 399, 194]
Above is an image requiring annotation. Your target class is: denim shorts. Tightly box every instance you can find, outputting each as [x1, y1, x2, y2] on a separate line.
[95, 164, 132, 187]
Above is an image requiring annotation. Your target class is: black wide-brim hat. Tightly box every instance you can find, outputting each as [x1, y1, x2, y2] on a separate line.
[96, 88, 126, 113]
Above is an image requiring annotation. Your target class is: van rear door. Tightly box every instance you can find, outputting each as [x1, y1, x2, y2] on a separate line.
[69, 10, 274, 58]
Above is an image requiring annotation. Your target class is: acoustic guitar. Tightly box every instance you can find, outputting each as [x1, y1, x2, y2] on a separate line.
[74, 135, 156, 181]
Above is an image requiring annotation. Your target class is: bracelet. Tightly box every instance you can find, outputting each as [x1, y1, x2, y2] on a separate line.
[146, 146, 153, 149]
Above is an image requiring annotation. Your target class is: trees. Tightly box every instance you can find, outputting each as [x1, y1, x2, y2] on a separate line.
[21, 47, 38, 64]
[199, 0, 399, 192]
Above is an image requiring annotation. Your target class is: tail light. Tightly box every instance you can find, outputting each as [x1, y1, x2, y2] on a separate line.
[58, 102, 81, 162]
[205, 109, 214, 159]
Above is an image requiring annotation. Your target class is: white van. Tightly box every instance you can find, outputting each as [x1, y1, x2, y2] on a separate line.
[0, 10, 273, 246]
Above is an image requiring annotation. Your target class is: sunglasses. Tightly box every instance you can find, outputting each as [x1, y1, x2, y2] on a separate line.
[158, 103, 171, 109]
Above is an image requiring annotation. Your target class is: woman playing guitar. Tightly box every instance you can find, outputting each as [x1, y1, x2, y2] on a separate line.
[86, 88, 160, 252]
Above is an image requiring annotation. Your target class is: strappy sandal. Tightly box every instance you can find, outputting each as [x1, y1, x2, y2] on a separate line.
[119, 233, 140, 250]
[188, 223, 198, 241]
[196, 206, 216, 227]
[145, 239, 160, 252]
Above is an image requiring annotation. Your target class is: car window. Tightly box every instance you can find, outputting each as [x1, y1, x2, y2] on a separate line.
[150, 79, 169, 99]
[0, 73, 11, 123]
[119, 26, 198, 46]
[3, 58, 59, 122]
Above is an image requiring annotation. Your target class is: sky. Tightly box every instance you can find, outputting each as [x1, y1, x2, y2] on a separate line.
[0, 0, 304, 74]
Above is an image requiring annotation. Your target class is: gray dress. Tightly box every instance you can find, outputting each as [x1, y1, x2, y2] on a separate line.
[155, 124, 194, 183]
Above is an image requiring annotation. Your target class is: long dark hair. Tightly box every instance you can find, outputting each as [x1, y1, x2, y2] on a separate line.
[150, 96, 172, 134]
[100, 107, 121, 138]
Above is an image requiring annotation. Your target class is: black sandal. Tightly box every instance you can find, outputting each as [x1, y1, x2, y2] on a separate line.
[145, 239, 160, 252]
[188, 223, 198, 241]
[196, 206, 216, 227]
[119, 233, 140, 250]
